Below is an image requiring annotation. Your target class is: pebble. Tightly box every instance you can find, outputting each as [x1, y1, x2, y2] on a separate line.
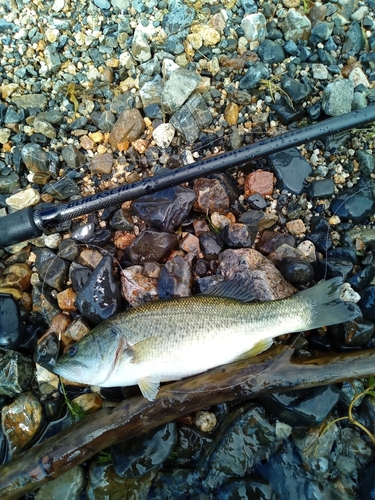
[127, 229, 178, 264]
[158, 255, 192, 299]
[0, 349, 34, 396]
[322, 79, 354, 116]
[193, 178, 230, 215]
[89, 153, 114, 175]
[34, 248, 70, 291]
[244, 170, 274, 197]
[330, 185, 375, 223]
[222, 223, 257, 249]
[108, 108, 145, 150]
[132, 186, 195, 232]
[269, 148, 312, 195]
[63, 317, 91, 342]
[194, 411, 217, 433]
[34, 466, 86, 500]
[153, 123, 175, 149]
[0, 294, 27, 349]
[121, 265, 158, 307]
[241, 13, 267, 43]
[76, 255, 123, 324]
[1, 392, 43, 457]
[161, 67, 201, 115]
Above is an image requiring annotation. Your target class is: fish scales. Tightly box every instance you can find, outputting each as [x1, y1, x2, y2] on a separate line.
[53, 277, 358, 401]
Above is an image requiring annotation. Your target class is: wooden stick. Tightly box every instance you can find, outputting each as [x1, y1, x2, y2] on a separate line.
[1, 346, 375, 499]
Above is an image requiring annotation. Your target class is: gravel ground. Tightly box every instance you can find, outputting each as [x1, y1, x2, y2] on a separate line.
[1, 0, 375, 498]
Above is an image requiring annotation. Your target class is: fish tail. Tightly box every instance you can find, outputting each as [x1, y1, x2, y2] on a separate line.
[296, 277, 359, 329]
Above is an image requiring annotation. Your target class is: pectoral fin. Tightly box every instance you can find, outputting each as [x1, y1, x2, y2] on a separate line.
[138, 376, 161, 401]
[233, 337, 274, 361]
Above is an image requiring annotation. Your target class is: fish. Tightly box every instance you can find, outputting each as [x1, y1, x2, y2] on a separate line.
[53, 277, 358, 401]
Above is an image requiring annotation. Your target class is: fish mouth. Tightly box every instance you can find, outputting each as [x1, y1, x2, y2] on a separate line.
[53, 362, 82, 382]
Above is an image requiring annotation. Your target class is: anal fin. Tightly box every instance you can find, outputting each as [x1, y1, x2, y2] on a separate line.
[233, 338, 274, 361]
[138, 376, 161, 401]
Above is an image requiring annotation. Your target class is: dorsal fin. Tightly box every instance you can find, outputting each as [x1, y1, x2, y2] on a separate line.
[200, 276, 256, 303]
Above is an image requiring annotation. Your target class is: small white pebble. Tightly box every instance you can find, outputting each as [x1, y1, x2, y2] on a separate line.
[194, 411, 217, 433]
[340, 283, 361, 304]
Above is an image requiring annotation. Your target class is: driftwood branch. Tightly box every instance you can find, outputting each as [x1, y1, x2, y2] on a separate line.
[2, 345, 375, 499]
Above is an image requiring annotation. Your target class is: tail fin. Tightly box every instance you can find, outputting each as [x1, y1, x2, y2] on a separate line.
[296, 277, 360, 330]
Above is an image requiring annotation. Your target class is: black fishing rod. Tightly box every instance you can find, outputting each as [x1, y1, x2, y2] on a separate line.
[1, 105, 375, 248]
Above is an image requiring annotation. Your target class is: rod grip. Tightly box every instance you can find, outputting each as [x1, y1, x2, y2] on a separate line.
[0, 207, 43, 248]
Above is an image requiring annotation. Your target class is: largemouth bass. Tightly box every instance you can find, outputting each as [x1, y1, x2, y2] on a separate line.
[53, 277, 358, 401]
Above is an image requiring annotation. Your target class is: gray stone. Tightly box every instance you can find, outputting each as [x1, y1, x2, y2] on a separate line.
[322, 79, 354, 116]
[279, 8, 311, 42]
[268, 148, 312, 195]
[44, 45, 61, 73]
[0, 349, 34, 396]
[12, 94, 47, 110]
[33, 118, 56, 139]
[239, 62, 270, 91]
[140, 75, 163, 107]
[161, 68, 201, 115]
[35, 466, 86, 500]
[355, 150, 375, 175]
[241, 13, 267, 43]
[162, 0, 195, 34]
[170, 93, 213, 144]
[0, 171, 20, 194]
[132, 29, 151, 62]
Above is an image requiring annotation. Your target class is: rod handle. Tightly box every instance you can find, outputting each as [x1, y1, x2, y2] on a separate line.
[0, 207, 43, 248]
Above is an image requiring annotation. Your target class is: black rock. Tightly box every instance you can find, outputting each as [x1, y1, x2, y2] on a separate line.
[355, 150, 375, 175]
[0, 348, 34, 397]
[86, 228, 113, 246]
[310, 22, 333, 43]
[75, 255, 123, 324]
[208, 172, 239, 205]
[131, 186, 195, 232]
[281, 76, 312, 104]
[307, 179, 335, 199]
[247, 193, 268, 209]
[174, 424, 213, 466]
[312, 257, 353, 281]
[305, 217, 332, 254]
[44, 178, 80, 201]
[222, 223, 257, 249]
[268, 148, 312, 195]
[0, 293, 27, 350]
[327, 247, 357, 264]
[347, 266, 375, 292]
[344, 316, 375, 347]
[308, 332, 333, 352]
[34, 248, 70, 291]
[258, 40, 285, 64]
[127, 230, 178, 264]
[58, 238, 79, 261]
[306, 102, 321, 121]
[71, 223, 95, 243]
[34, 332, 59, 370]
[109, 208, 134, 231]
[342, 20, 365, 56]
[216, 477, 275, 500]
[198, 232, 222, 260]
[148, 469, 205, 499]
[158, 255, 192, 299]
[255, 230, 295, 255]
[270, 103, 305, 125]
[111, 422, 177, 478]
[359, 286, 375, 322]
[330, 186, 375, 223]
[69, 262, 92, 292]
[279, 258, 314, 284]
[260, 385, 340, 427]
[239, 62, 270, 90]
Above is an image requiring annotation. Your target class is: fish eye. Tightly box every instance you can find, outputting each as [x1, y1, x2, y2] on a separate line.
[67, 345, 78, 357]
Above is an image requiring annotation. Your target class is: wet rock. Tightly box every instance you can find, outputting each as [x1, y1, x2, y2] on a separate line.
[0, 293, 27, 349]
[71, 222, 95, 243]
[222, 223, 257, 249]
[45, 178, 80, 201]
[76, 255, 123, 324]
[87, 228, 113, 246]
[161, 67, 201, 115]
[261, 385, 340, 427]
[306, 178, 335, 199]
[170, 93, 213, 144]
[269, 244, 316, 267]
[34, 466, 86, 500]
[279, 257, 314, 284]
[58, 239, 79, 261]
[280, 76, 312, 104]
[121, 265, 158, 307]
[355, 150, 375, 175]
[0, 171, 20, 194]
[56, 287, 77, 312]
[218, 249, 295, 300]
[108, 108, 145, 150]
[132, 186, 195, 232]
[111, 422, 177, 478]
[347, 266, 375, 292]
[201, 405, 281, 490]
[87, 461, 157, 499]
[73, 393, 102, 414]
[34, 332, 59, 370]
[113, 231, 136, 250]
[344, 316, 375, 347]
[175, 424, 213, 465]
[239, 210, 277, 231]
[270, 102, 305, 125]
[64, 317, 91, 342]
[322, 79, 354, 116]
[148, 469, 207, 499]
[239, 61, 270, 90]
[209, 172, 240, 205]
[359, 287, 375, 322]
[244, 170, 274, 197]
[255, 231, 295, 255]
[330, 185, 375, 223]
[305, 216, 332, 254]
[127, 230, 178, 264]
[158, 255, 192, 299]
[0, 349, 34, 396]
[110, 208, 134, 232]
[179, 233, 200, 256]
[268, 148, 312, 195]
[193, 178, 230, 215]
[313, 256, 353, 281]
[162, 0, 195, 34]
[34, 248, 69, 291]
[35, 364, 59, 396]
[224, 102, 239, 126]
[77, 248, 103, 269]
[69, 262, 92, 292]
[1, 392, 43, 457]
[194, 411, 217, 433]
[199, 232, 223, 260]
[216, 477, 275, 500]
